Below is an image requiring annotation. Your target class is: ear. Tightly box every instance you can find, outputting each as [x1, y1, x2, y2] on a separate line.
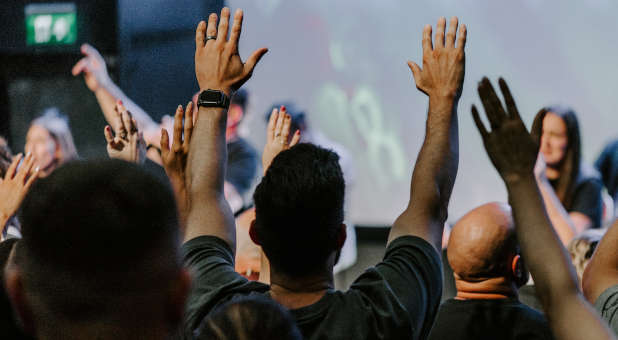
[5, 267, 36, 335]
[336, 224, 347, 251]
[168, 268, 192, 327]
[249, 219, 261, 246]
[511, 254, 528, 287]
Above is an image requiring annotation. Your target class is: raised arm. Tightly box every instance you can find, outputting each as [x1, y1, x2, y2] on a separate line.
[389, 17, 466, 250]
[184, 8, 267, 249]
[72, 44, 159, 136]
[583, 218, 618, 304]
[0, 153, 38, 239]
[472, 77, 615, 340]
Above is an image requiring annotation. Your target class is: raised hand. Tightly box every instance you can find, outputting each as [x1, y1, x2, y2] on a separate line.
[194, 7, 268, 95]
[0, 153, 39, 224]
[262, 106, 301, 174]
[160, 102, 194, 226]
[71, 43, 111, 92]
[408, 17, 466, 99]
[104, 101, 146, 164]
[472, 77, 539, 183]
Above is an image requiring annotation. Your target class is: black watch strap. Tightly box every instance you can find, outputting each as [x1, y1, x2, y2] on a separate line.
[197, 89, 231, 108]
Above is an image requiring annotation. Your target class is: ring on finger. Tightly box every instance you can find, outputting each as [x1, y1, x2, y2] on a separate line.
[206, 35, 217, 42]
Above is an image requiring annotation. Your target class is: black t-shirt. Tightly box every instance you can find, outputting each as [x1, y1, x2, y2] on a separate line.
[226, 138, 258, 196]
[181, 235, 442, 340]
[427, 298, 554, 340]
[595, 139, 618, 201]
[549, 174, 603, 228]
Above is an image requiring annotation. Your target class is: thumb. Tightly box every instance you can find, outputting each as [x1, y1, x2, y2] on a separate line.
[244, 48, 269, 77]
[407, 61, 422, 86]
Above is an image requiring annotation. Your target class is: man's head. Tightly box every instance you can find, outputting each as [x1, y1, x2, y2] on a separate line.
[250, 143, 346, 278]
[448, 202, 527, 288]
[4, 159, 190, 338]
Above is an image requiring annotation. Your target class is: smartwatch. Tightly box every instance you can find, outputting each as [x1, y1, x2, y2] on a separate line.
[197, 89, 231, 109]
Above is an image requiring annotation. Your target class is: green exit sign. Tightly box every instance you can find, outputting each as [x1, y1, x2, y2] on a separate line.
[25, 3, 77, 46]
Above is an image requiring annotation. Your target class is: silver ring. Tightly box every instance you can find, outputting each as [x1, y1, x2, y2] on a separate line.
[206, 35, 217, 41]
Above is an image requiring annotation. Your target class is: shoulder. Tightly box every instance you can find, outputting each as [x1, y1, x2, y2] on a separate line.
[594, 284, 618, 329]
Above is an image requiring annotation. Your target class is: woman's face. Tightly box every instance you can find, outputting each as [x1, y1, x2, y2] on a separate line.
[25, 125, 57, 174]
[540, 112, 568, 167]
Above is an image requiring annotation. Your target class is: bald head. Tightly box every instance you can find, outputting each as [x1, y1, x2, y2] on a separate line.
[448, 202, 518, 281]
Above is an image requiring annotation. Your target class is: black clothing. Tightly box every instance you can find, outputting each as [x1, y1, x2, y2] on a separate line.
[427, 298, 553, 340]
[595, 139, 618, 201]
[181, 235, 442, 340]
[226, 138, 258, 196]
[549, 173, 603, 228]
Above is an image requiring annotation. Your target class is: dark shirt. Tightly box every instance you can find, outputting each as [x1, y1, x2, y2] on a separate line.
[549, 173, 603, 228]
[595, 139, 618, 201]
[226, 138, 258, 196]
[181, 235, 442, 340]
[427, 298, 554, 340]
[594, 284, 618, 336]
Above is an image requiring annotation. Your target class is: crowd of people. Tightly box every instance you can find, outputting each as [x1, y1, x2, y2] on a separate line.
[0, 7, 617, 340]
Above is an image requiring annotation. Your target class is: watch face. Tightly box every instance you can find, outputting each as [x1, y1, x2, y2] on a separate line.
[199, 90, 224, 104]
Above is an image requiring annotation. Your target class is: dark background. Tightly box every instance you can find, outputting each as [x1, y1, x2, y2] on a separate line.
[0, 0, 224, 157]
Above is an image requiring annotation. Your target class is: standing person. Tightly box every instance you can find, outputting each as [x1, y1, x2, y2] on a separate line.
[531, 106, 603, 243]
[177, 10, 466, 339]
[25, 108, 78, 178]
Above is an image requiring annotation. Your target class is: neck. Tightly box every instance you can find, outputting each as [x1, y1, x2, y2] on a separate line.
[545, 166, 560, 180]
[269, 269, 334, 310]
[454, 275, 518, 300]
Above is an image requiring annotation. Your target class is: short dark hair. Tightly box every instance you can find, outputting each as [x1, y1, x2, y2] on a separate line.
[253, 143, 344, 276]
[231, 89, 248, 111]
[16, 159, 180, 323]
[196, 295, 302, 340]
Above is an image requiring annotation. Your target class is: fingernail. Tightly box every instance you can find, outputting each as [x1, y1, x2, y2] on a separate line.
[26, 151, 31, 157]
[35, 166, 39, 172]
[281, 105, 286, 111]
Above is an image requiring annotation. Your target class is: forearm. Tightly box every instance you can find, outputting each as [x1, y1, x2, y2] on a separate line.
[390, 95, 459, 248]
[184, 106, 235, 248]
[506, 176, 579, 306]
[537, 178, 576, 244]
[94, 81, 158, 132]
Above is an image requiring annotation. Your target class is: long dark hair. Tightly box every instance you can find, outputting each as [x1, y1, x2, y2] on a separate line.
[531, 105, 581, 210]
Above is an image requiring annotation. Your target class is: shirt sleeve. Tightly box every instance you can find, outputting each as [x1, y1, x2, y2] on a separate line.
[351, 236, 442, 339]
[181, 236, 268, 336]
[570, 177, 603, 228]
[594, 284, 618, 335]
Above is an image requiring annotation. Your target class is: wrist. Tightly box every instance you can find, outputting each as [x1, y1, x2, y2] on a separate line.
[503, 172, 537, 188]
[198, 83, 234, 98]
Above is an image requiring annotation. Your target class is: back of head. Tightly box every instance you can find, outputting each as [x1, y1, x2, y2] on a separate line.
[253, 143, 344, 277]
[15, 159, 180, 328]
[196, 295, 302, 340]
[30, 108, 78, 163]
[447, 202, 519, 281]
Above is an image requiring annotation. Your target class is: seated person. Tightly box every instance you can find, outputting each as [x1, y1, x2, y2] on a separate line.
[428, 202, 553, 340]
[4, 160, 191, 339]
[180, 10, 466, 339]
[195, 295, 302, 340]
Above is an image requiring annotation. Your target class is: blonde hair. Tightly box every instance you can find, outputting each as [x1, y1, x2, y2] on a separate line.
[568, 228, 606, 285]
[30, 108, 78, 163]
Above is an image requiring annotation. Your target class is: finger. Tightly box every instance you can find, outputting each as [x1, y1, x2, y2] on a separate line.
[130, 117, 138, 134]
[160, 128, 170, 159]
[471, 105, 489, 138]
[217, 7, 231, 42]
[422, 24, 433, 53]
[243, 48, 269, 78]
[173, 105, 183, 152]
[435, 17, 446, 48]
[498, 77, 521, 122]
[407, 61, 422, 86]
[18, 153, 35, 181]
[104, 125, 114, 144]
[456, 24, 467, 50]
[266, 108, 279, 142]
[281, 114, 292, 144]
[24, 167, 39, 191]
[228, 9, 243, 52]
[477, 77, 507, 130]
[445, 16, 458, 48]
[71, 58, 88, 76]
[5, 153, 22, 179]
[205, 13, 218, 46]
[81, 43, 103, 60]
[289, 130, 301, 147]
[195, 20, 207, 49]
[113, 101, 126, 134]
[273, 106, 285, 139]
[121, 110, 133, 138]
[184, 102, 194, 148]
